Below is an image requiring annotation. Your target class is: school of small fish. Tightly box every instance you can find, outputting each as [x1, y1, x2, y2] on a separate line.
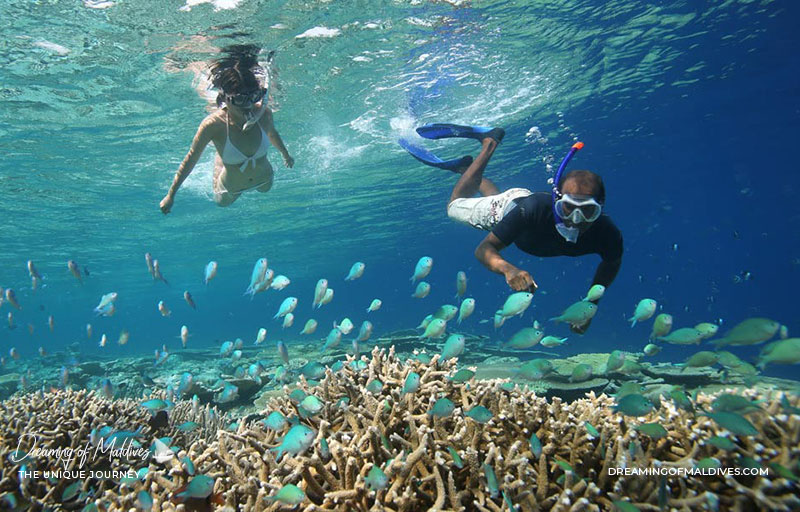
[1, 255, 796, 457]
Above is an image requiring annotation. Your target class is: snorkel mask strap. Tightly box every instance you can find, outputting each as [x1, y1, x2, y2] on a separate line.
[551, 141, 584, 222]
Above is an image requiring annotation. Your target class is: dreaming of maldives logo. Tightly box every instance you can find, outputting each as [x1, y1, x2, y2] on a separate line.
[10, 432, 154, 471]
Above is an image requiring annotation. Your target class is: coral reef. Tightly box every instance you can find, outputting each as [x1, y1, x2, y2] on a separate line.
[0, 347, 798, 511]
[0, 389, 156, 508]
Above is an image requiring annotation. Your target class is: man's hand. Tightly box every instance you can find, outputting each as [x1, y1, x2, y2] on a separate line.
[571, 317, 592, 335]
[504, 268, 537, 293]
[283, 154, 295, 168]
[160, 194, 174, 215]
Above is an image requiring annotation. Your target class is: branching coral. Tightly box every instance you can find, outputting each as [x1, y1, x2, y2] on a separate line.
[0, 349, 798, 511]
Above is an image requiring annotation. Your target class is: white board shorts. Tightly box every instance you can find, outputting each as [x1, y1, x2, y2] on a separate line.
[447, 188, 532, 231]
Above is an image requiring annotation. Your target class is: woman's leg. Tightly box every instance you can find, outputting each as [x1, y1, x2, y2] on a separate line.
[256, 166, 275, 193]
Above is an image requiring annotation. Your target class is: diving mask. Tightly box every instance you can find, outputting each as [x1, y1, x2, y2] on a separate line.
[226, 87, 266, 108]
[554, 193, 602, 224]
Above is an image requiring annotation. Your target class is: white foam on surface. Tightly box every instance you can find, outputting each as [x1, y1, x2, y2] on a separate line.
[179, 0, 243, 12]
[83, 0, 115, 8]
[33, 40, 70, 55]
[295, 27, 342, 39]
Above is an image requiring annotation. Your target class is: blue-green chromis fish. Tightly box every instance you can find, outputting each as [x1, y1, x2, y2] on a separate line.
[613, 394, 655, 417]
[264, 411, 288, 430]
[649, 313, 673, 340]
[606, 350, 625, 372]
[465, 405, 493, 424]
[441, 334, 465, 360]
[300, 320, 318, 336]
[711, 317, 780, 347]
[457, 298, 475, 324]
[503, 327, 544, 350]
[450, 369, 475, 383]
[483, 463, 499, 498]
[266, 484, 305, 505]
[345, 262, 366, 281]
[141, 399, 171, 413]
[323, 328, 342, 350]
[706, 436, 736, 451]
[411, 257, 433, 283]
[271, 425, 316, 461]
[529, 432, 542, 458]
[429, 398, 455, 417]
[517, 359, 553, 380]
[136, 490, 153, 510]
[628, 299, 657, 327]
[702, 411, 758, 436]
[365, 465, 389, 491]
[420, 318, 447, 340]
[447, 447, 464, 468]
[550, 301, 597, 327]
[366, 380, 383, 394]
[456, 271, 467, 298]
[274, 297, 298, 319]
[273, 340, 288, 365]
[412, 281, 431, 299]
[366, 299, 382, 313]
[634, 423, 668, 440]
[402, 372, 420, 394]
[182, 456, 196, 475]
[570, 363, 593, 382]
[499, 292, 533, 318]
[175, 475, 214, 500]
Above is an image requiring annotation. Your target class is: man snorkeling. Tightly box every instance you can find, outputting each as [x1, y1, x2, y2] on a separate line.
[400, 124, 622, 334]
[160, 45, 293, 213]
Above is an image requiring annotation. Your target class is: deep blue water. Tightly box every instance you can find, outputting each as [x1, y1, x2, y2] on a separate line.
[0, 0, 798, 381]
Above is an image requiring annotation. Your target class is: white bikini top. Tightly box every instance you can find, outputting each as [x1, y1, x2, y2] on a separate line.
[221, 109, 270, 171]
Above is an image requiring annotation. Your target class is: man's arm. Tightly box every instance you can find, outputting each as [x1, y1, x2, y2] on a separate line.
[592, 257, 622, 290]
[475, 233, 537, 292]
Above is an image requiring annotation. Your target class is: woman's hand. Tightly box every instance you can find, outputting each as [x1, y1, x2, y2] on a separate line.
[283, 154, 294, 168]
[160, 194, 174, 214]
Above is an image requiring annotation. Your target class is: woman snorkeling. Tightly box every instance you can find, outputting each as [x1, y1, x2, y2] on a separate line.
[160, 45, 293, 213]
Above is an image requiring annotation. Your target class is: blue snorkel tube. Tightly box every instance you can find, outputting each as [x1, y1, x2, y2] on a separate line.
[551, 141, 585, 222]
[551, 142, 584, 242]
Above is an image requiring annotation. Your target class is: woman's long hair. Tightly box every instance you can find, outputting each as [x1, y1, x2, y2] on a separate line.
[209, 44, 264, 106]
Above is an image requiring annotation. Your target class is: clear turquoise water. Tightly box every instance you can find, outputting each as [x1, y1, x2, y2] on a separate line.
[0, 0, 798, 379]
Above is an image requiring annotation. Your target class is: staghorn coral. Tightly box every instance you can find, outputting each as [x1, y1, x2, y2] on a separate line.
[168, 398, 228, 445]
[0, 347, 798, 511]
[0, 388, 158, 509]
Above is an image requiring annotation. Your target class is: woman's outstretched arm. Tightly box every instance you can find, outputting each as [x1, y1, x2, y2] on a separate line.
[160, 118, 214, 214]
[264, 109, 293, 168]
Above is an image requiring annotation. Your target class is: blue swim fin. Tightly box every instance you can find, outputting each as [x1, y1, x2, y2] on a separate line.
[416, 123, 504, 143]
[398, 138, 473, 171]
